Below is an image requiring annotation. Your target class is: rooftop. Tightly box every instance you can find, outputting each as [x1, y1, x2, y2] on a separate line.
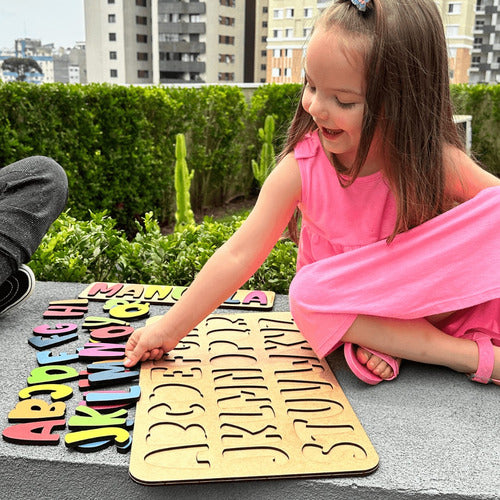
[0, 280, 498, 499]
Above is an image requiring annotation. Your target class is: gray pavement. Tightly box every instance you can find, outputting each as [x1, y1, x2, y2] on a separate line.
[0, 281, 498, 500]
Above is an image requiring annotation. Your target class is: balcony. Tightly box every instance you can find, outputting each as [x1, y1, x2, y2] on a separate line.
[159, 40, 205, 53]
[159, 60, 206, 73]
[159, 1, 206, 15]
[159, 22, 206, 35]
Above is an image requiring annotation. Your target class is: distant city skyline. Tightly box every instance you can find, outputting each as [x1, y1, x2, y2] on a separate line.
[0, 0, 85, 50]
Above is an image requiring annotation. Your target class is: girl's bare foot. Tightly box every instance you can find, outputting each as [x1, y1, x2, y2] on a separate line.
[356, 347, 402, 380]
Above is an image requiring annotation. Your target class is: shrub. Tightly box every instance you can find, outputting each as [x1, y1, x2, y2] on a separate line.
[450, 83, 500, 174]
[29, 210, 297, 295]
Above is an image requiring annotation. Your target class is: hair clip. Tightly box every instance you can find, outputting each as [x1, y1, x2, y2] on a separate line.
[351, 0, 370, 11]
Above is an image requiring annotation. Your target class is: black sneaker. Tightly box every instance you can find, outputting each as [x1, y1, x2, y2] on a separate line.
[0, 264, 35, 317]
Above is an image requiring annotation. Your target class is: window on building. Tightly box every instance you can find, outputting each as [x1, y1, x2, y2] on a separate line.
[261, 64, 266, 70]
[219, 35, 235, 45]
[136, 16, 147, 25]
[476, 0, 483, 11]
[261, 36, 267, 42]
[286, 8, 294, 18]
[475, 19, 485, 28]
[136, 0, 147, 6]
[137, 34, 148, 43]
[273, 49, 281, 57]
[286, 28, 294, 38]
[474, 37, 483, 49]
[137, 52, 148, 61]
[220, 0, 235, 6]
[284, 68, 291, 77]
[261, 50, 266, 57]
[108, 14, 116, 23]
[219, 16, 235, 26]
[303, 28, 312, 38]
[109, 33, 117, 41]
[138, 70, 149, 78]
[273, 29, 283, 38]
[271, 67, 281, 77]
[446, 25, 459, 37]
[285, 49, 292, 58]
[108, 0, 115, 3]
[219, 54, 235, 63]
[304, 8, 313, 18]
[110, 69, 118, 77]
[273, 9, 283, 19]
[471, 55, 481, 68]
[448, 2, 462, 14]
[218, 72, 234, 81]
[262, 21, 268, 28]
[109, 51, 117, 60]
[263, 6, 268, 13]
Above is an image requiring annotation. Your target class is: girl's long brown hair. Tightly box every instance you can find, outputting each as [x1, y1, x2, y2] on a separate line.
[283, 0, 464, 243]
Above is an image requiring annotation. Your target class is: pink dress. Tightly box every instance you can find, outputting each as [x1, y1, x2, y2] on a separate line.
[289, 130, 500, 358]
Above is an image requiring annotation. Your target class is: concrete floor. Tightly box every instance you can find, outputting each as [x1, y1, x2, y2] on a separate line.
[0, 281, 498, 500]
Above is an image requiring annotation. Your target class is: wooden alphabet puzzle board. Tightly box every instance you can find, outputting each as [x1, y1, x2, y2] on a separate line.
[129, 312, 379, 485]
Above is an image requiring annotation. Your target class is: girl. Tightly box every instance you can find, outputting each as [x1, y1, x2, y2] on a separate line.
[125, 0, 500, 386]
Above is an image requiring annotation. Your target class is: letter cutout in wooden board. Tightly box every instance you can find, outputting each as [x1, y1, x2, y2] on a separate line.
[129, 312, 379, 485]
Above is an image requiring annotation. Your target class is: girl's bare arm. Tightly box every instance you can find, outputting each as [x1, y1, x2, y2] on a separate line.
[125, 153, 302, 366]
[445, 145, 500, 202]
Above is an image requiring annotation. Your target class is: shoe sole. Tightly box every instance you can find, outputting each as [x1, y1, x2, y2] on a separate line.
[0, 264, 35, 317]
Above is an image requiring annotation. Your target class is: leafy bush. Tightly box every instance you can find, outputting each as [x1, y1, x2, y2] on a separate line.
[0, 83, 252, 233]
[249, 83, 302, 153]
[450, 83, 500, 174]
[1, 81, 498, 236]
[29, 210, 297, 295]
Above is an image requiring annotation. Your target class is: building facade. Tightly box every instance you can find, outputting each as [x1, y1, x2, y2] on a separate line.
[266, 0, 329, 84]
[82, 0, 500, 86]
[253, 1, 269, 83]
[437, 0, 476, 83]
[267, 0, 478, 85]
[85, 0, 250, 85]
[469, 0, 500, 83]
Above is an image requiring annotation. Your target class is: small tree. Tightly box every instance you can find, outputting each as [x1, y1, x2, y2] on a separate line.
[1, 57, 43, 81]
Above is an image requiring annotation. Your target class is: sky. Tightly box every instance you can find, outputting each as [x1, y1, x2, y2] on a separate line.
[0, 0, 85, 50]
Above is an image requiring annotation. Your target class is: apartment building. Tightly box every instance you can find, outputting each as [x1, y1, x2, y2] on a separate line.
[437, 0, 476, 83]
[267, 0, 479, 85]
[469, 0, 500, 83]
[266, 0, 329, 84]
[85, 0, 250, 84]
[85, 0, 153, 84]
[252, 1, 269, 83]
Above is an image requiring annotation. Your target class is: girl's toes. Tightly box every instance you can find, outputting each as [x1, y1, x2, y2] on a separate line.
[378, 364, 395, 380]
[367, 356, 387, 375]
[355, 346, 372, 365]
[354, 346, 402, 380]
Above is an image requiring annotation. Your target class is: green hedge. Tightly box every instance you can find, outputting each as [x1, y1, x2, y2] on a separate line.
[0, 83, 252, 233]
[0, 82, 498, 235]
[450, 83, 500, 174]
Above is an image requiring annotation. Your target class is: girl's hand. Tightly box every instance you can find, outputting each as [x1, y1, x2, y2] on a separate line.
[124, 321, 180, 367]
